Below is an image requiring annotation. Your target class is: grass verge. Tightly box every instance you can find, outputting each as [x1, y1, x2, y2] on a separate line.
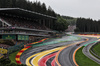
[75, 46, 100, 66]
[66, 34, 71, 36]
[93, 43, 100, 57]
[9, 50, 19, 64]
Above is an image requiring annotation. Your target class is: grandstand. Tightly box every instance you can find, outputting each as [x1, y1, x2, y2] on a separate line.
[0, 8, 58, 52]
[0, 8, 57, 41]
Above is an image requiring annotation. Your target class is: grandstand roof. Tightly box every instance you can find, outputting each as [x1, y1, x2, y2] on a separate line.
[0, 8, 57, 19]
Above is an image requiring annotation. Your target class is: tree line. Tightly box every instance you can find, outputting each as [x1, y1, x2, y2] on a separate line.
[75, 18, 100, 32]
[53, 15, 69, 31]
[0, 0, 56, 17]
[62, 16, 77, 26]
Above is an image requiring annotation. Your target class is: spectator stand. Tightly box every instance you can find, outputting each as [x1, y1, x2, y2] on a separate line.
[0, 8, 56, 31]
[0, 44, 10, 49]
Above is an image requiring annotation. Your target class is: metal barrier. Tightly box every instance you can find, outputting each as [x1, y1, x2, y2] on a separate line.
[90, 42, 100, 59]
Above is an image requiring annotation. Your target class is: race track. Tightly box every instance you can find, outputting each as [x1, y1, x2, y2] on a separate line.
[20, 34, 99, 66]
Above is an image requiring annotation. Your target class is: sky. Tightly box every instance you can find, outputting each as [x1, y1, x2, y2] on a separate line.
[29, 0, 100, 20]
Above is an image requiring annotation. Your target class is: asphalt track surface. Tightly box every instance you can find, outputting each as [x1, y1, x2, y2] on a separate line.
[20, 34, 99, 66]
[57, 37, 98, 66]
[83, 42, 100, 64]
[20, 35, 85, 64]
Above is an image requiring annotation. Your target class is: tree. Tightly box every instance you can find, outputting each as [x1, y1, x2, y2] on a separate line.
[0, 0, 56, 17]
[74, 27, 80, 32]
[53, 16, 69, 31]
[75, 18, 100, 32]
[41, 3, 47, 14]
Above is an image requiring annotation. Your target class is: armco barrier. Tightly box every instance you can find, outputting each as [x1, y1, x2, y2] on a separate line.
[15, 38, 48, 64]
[90, 42, 100, 59]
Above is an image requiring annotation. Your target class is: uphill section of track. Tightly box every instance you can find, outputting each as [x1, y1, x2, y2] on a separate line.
[57, 45, 76, 66]
[83, 42, 100, 64]
[32, 36, 82, 47]
[56, 37, 98, 66]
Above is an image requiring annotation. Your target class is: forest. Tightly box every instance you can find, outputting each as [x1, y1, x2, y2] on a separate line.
[75, 18, 100, 32]
[0, 0, 56, 17]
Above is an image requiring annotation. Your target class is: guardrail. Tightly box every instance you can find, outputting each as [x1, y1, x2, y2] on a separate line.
[90, 42, 100, 59]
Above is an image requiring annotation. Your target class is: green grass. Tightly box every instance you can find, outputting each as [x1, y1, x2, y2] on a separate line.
[93, 43, 100, 57]
[75, 46, 100, 66]
[66, 34, 71, 36]
[9, 50, 19, 64]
